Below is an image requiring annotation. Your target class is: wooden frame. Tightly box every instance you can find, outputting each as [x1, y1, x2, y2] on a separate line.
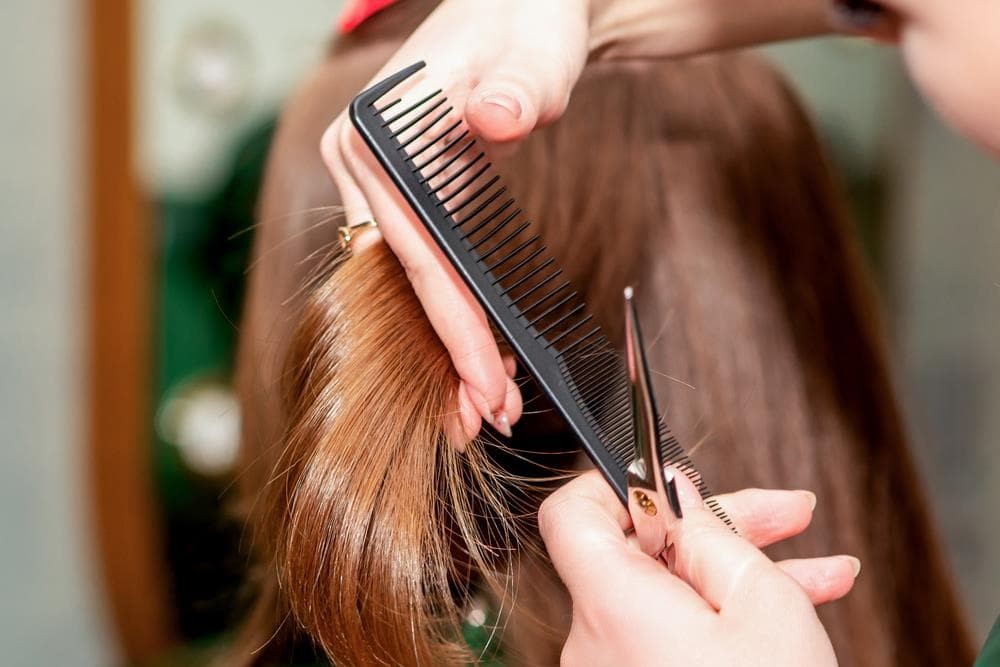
[85, 0, 175, 660]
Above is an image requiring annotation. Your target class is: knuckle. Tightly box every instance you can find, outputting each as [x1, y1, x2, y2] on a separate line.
[537, 486, 582, 544]
[401, 255, 434, 293]
[560, 641, 580, 667]
[319, 119, 344, 167]
[559, 625, 589, 667]
[338, 122, 368, 164]
[537, 474, 606, 544]
[536, 491, 566, 539]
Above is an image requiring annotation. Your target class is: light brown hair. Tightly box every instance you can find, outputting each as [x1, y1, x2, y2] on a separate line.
[232, 2, 974, 664]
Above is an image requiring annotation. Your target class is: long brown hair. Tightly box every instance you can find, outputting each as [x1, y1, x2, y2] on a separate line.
[232, 2, 973, 664]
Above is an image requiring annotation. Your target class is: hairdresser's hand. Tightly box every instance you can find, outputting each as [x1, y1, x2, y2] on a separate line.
[321, 0, 832, 442]
[539, 470, 859, 666]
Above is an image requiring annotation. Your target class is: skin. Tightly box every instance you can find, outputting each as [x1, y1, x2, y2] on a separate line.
[320, 0, 999, 661]
[538, 470, 858, 666]
[323, 0, 1000, 441]
[876, 0, 1000, 152]
[321, 0, 829, 442]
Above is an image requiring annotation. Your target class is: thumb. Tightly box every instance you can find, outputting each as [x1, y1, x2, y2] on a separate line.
[464, 5, 589, 143]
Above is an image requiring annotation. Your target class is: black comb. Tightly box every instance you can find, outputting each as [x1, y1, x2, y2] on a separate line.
[350, 62, 730, 527]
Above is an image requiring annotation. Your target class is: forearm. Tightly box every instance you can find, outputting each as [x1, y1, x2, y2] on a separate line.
[588, 0, 833, 59]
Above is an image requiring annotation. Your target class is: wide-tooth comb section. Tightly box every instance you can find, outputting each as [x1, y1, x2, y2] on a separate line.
[350, 62, 730, 528]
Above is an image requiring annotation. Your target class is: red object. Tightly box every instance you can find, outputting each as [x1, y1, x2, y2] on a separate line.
[338, 0, 402, 33]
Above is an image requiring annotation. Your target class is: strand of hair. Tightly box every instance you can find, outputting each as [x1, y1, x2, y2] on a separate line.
[560, 335, 610, 369]
[562, 336, 615, 372]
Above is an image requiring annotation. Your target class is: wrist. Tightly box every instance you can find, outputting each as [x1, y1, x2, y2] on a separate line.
[586, 0, 833, 60]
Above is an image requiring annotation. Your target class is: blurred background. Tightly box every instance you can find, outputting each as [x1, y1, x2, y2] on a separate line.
[1, 0, 998, 664]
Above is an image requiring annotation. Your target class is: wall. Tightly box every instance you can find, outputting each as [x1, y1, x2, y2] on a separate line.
[895, 99, 1000, 638]
[0, 0, 115, 665]
[137, 0, 341, 198]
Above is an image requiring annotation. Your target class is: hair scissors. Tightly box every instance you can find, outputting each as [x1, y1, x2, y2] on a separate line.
[624, 287, 683, 559]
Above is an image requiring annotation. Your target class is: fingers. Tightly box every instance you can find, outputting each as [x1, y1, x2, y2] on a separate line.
[777, 556, 861, 606]
[538, 470, 706, 609]
[665, 471, 811, 613]
[317, 0, 595, 444]
[711, 488, 816, 549]
[541, 470, 861, 621]
[322, 117, 520, 442]
[465, 4, 588, 144]
[707, 487, 861, 605]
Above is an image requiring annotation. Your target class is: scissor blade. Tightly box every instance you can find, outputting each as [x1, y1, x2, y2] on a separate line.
[624, 287, 682, 557]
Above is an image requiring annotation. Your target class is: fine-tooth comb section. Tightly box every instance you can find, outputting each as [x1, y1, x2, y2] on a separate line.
[350, 62, 731, 527]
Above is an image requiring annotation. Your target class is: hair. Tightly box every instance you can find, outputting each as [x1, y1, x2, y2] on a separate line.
[231, 2, 974, 665]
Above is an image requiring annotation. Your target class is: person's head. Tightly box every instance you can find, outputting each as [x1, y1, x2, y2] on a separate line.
[231, 3, 973, 664]
[834, 0, 1000, 152]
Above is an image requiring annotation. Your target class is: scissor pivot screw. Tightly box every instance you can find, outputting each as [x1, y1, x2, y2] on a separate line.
[633, 490, 658, 516]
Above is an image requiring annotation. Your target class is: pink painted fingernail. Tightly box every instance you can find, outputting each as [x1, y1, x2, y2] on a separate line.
[479, 92, 522, 121]
[664, 467, 700, 509]
[493, 411, 512, 438]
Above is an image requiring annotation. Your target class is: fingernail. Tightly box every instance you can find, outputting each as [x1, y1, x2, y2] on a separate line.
[665, 467, 700, 509]
[478, 92, 522, 121]
[830, 0, 886, 31]
[841, 555, 862, 577]
[664, 473, 683, 519]
[493, 411, 512, 438]
[799, 490, 817, 511]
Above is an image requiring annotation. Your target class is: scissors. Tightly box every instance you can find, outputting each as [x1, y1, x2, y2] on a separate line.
[623, 286, 683, 559]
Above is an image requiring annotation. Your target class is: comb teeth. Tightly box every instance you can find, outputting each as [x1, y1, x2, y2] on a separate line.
[350, 62, 730, 528]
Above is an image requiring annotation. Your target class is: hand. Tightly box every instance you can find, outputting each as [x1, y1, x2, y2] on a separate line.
[321, 0, 832, 441]
[538, 470, 859, 666]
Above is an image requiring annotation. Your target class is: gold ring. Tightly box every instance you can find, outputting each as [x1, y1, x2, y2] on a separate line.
[338, 219, 378, 250]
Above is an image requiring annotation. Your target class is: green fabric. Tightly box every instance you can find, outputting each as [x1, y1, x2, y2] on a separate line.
[976, 615, 1000, 667]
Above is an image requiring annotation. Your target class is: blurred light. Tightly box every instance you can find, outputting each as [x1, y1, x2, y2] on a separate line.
[172, 20, 253, 118]
[157, 376, 241, 477]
